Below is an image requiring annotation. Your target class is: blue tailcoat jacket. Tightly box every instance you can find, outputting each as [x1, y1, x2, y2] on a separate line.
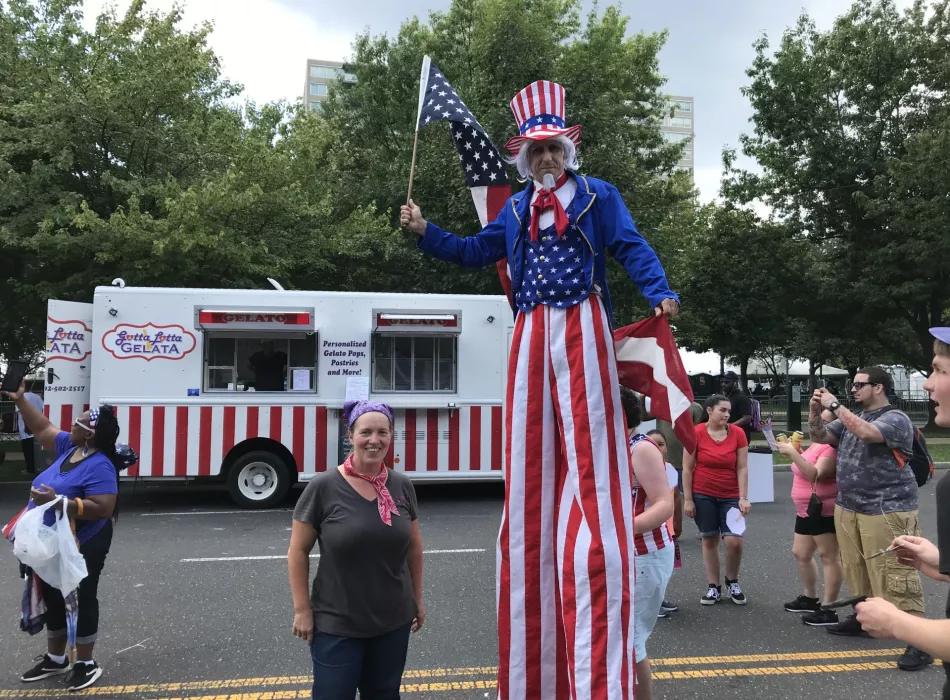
[417, 172, 679, 327]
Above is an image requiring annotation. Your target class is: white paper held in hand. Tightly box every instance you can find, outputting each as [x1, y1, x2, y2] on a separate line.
[761, 420, 780, 451]
[726, 506, 747, 536]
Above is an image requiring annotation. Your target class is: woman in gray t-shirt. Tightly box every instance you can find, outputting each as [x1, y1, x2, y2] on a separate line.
[288, 400, 424, 700]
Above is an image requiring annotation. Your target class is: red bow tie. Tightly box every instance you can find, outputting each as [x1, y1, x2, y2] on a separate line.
[529, 172, 569, 243]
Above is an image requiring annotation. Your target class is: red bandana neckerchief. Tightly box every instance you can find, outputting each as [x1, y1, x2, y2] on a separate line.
[529, 172, 570, 243]
[343, 454, 400, 526]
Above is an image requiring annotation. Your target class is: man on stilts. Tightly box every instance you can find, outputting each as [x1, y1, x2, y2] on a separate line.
[401, 81, 680, 700]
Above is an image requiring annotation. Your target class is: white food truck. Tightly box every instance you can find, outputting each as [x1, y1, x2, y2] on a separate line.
[44, 284, 513, 507]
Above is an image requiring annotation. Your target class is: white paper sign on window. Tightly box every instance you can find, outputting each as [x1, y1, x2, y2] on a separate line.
[345, 376, 370, 402]
[292, 369, 312, 391]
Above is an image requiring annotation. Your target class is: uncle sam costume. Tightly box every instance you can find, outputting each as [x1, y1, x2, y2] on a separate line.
[416, 81, 679, 700]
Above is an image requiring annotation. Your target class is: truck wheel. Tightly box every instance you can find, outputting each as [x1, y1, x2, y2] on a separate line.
[227, 450, 292, 509]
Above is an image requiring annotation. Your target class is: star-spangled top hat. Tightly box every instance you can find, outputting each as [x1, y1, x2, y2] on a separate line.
[504, 80, 582, 156]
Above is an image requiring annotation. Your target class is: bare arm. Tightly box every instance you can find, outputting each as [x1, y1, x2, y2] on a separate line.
[631, 443, 674, 534]
[857, 603, 950, 660]
[776, 442, 836, 482]
[808, 410, 839, 446]
[892, 615, 950, 659]
[407, 520, 425, 631]
[832, 405, 885, 443]
[65, 493, 116, 520]
[682, 448, 696, 503]
[672, 487, 683, 538]
[288, 520, 317, 641]
[736, 446, 749, 500]
[11, 387, 59, 453]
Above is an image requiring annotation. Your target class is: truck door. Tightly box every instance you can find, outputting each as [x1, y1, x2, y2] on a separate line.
[45, 300, 94, 430]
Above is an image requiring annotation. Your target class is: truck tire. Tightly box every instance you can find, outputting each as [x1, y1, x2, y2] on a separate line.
[227, 450, 292, 509]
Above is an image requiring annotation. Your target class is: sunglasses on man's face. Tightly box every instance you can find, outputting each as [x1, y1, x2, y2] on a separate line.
[851, 382, 881, 391]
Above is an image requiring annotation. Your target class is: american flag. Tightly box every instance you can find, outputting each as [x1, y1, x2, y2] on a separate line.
[415, 57, 514, 307]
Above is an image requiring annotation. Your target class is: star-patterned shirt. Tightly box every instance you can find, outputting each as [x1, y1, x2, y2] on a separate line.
[516, 196, 589, 312]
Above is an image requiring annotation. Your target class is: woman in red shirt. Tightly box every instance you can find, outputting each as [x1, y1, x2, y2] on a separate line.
[683, 394, 750, 606]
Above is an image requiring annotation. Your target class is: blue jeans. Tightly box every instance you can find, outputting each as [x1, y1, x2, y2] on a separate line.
[310, 623, 411, 700]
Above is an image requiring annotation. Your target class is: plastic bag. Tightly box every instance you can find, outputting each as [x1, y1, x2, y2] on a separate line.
[12, 497, 87, 592]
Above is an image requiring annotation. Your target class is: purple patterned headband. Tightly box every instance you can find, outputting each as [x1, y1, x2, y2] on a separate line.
[343, 400, 394, 430]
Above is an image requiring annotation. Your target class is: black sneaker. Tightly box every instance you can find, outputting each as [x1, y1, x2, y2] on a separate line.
[802, 608, 839, 627]
[21, 654, 70, 682]
[701, 584, 721, 605]
[827, 613, 869, 637]
[65, 661, 102, 691]
[897, 646, 934, 672]
[725, 579, 747, 605]
[661, 600, 678, 613]
[657, 608, 670, 618]
[784, 594, 820, 613]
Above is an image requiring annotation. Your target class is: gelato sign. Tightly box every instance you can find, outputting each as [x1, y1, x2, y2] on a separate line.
[102, 323, 197, 361]
[46, 317, 92, 362]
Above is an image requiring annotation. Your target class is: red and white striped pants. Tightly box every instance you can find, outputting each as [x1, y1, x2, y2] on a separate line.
[497, 295, 636, 700]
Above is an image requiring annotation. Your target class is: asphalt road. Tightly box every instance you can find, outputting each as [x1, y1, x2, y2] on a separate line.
[0, 473, 946, 699]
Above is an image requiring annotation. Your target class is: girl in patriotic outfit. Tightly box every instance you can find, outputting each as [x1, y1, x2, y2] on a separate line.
[401, 81, 679, 700]
[621, 389, 675, 700]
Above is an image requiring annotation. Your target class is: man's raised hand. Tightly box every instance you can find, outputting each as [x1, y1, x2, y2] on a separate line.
[399, 200, 427, 236]
[654, 298, 680, 319]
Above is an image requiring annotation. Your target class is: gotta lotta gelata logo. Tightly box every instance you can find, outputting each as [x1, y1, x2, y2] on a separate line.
[102, 323, 197, 361]
[46, 317, 92, 362]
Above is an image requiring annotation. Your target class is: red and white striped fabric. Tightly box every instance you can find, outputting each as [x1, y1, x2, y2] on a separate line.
[505, 80, 582, 155]
[629, 435, 672, 556]
[45, 403, 503, 477]
[498, 294, 635, 700]
[614, 315, 697, 455]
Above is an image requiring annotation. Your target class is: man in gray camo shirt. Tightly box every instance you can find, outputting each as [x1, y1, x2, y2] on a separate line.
[809, 366, 933, 672]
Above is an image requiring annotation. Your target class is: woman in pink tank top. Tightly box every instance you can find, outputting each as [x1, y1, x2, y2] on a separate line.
[775, 409, 842, 627]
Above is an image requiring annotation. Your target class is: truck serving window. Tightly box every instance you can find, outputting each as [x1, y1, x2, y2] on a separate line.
[372, 335, 456, 392]
[204, 334, 317, 392]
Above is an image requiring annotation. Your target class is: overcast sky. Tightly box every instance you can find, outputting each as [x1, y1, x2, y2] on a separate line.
[82, 0, 915, 202]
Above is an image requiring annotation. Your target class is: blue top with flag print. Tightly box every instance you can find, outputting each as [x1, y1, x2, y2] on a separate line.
[516, 199, 589, 312]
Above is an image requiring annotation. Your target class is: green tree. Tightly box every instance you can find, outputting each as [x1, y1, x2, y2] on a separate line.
[0, 0, 246, 360]
[722, 0, 950, 377]
[673, 204, 809, 389]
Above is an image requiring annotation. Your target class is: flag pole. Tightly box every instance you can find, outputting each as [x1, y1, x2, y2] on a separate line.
[406, 55, 431, 205]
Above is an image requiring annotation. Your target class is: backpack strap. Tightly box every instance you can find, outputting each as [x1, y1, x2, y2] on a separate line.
[871, 405, 911, 469]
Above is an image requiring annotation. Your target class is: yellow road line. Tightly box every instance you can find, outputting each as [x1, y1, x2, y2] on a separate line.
[0, 651, 912, 699]
[651, 647, 906, 667]
[14, 662, 906, 700]
[653, 660, 898, 679]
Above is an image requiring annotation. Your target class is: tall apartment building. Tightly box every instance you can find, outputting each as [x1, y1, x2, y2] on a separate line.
[660, 96, 694, 179]
[303, 58, 356, 111]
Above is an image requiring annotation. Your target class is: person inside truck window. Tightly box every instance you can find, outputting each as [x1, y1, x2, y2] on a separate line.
[4, 380, 120, 692]
[288, 399, 424, 700]
[248, 340, 288, 391]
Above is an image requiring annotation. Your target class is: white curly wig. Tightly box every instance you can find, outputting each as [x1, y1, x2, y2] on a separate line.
[507, 135, 581, 182]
